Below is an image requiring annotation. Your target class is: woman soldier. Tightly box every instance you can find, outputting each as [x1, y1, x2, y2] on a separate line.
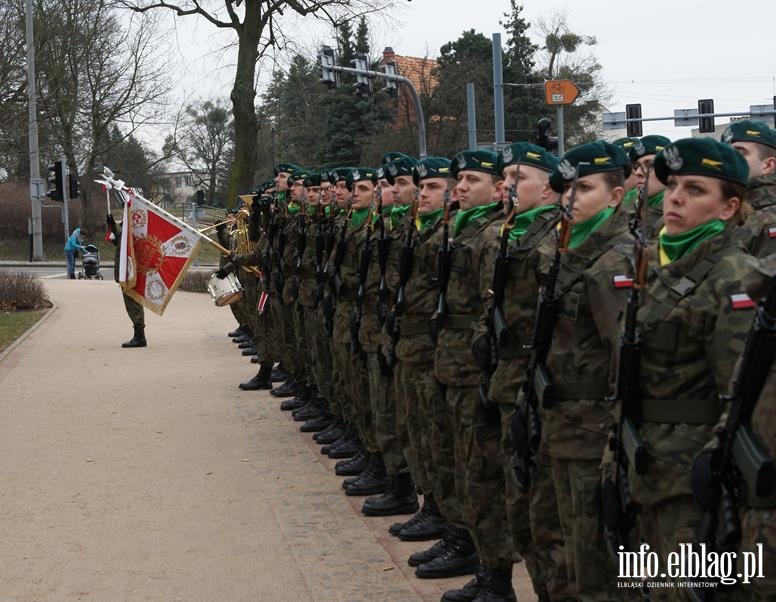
[619, 137, 759, 600]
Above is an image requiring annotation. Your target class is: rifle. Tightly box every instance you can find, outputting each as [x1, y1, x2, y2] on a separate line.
[513, 164, 586, 493]
[432, 189, 453, 340]
[479, 182, 518, 403]
[351, 195, 376, 354]
[313, 194, 325, 309]
[323, 199, 353, 337]
[376, 186, 390, 327]
[295, 195, 308, 270]
[687, 275, 776, 602]
[390, 190, 420, 346]
[263, 193, 279, 286]
[603, 168, 652, 561]
[274, 195, 288, 300]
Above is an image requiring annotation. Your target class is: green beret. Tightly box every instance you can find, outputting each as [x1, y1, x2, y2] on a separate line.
[286, 170, 308, 185]
[629, 135, 672, 162]
[274, 162, 302, 176]
[497, 142, 558, 175]
[327, 167, 352, 184]
[654, 137, 749, 186]
[613, 137, 638, 152]
[549, 141, 630, 193]
[721, 119, 776, 150]
[345, 167, 378, 191]
[450, 150, 500, 178]
[303, 172, 322, 187]
[412, 157, 453, 185]
[382, 152, 418, 184]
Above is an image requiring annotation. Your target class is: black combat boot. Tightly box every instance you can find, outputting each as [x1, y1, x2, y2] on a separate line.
[269, 379, 300, 398]
[415, 528, 479, 579]
[122, 325, 147, 348]
[361, 472, 419, 517]
[237, 339, 254, 349]
[344, 454, 388, 496]
[441, 566, 486, 602]
[241, 346, 257, 356]
[335, 449, 369, 477]
[471, 567, 516, 602]
[250, 355, 259, 363]
[408, 531, 452, 567]
[233, 333, 251, 344]
[271, 365, 289, 382]
[300, 412, 332, 433]
[280, 395, 308, 411]
[398, 494, 447, 541]
[238, 362, 273, 390]
[326, 433, 362, 459]
[292, 397, 323, 422]
[313, 421, 347, 444]
[227, 326, 245, 338]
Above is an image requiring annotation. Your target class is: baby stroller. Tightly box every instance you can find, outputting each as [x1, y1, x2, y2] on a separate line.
[77, 244, 104, 280]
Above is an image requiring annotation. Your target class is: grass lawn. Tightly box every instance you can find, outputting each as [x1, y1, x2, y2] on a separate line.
[0, 310, 46, 352]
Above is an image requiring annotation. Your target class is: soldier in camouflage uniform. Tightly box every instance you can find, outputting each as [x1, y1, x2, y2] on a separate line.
[722, 119, 776, 258]
[358, 154, 421, 517]
[618, 138, 760, 600]
[470, 142, 571, 602]
[613, 137, 640, 210]
[384, 158, 453, 550]
[428, 150, 512, 594]
[628, 135, 671, 238]
[106, 214, 146, 348]
[520, 141, 634, 601]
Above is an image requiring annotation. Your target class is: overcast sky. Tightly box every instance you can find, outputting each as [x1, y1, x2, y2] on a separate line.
[153, 0, 776, 149]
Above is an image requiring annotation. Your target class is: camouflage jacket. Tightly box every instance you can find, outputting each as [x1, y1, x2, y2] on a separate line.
[534, 206, 633, 460]
[278, 212, 302, 305]
[630, 227, 760, 507]
[751, 255, 776, 461]
[328, 212, 368, 344]
[394, 212, 449, 364]
[735, 173, 776, 258]
[474, 206, 561, 405]
[434, 205, 504, 388]
[296, 208, 325, 309]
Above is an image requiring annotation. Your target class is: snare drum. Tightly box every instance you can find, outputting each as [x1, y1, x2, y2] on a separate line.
[207, 272, 244, 306]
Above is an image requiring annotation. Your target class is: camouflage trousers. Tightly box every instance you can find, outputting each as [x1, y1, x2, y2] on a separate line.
[394, 360, 437, 496]
[331, 302, 373, 447]
[309, 309, 335, 406]
[122, 290, 144, 328]
[365, 352, 405, 476]
[430, 384, 464, 528]
[447, 385, 516, 570]
[549, 457, 621, 601]
[271, 300, 303, 382]
[501, 406, 572, 601]
[291, 306, 315, 389]
[738, 507, 775, 601]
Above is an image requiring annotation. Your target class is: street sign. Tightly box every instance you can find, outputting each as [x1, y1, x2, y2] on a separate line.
[602, 112, 626, 131]
[674, 108, 699, 127]
[544, 80, 580, 105]
[30, 177, 46, 200]
[750, 104, 776, 127]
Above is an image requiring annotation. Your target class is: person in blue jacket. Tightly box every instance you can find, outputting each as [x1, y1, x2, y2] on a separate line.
[64, 227, 88, 279]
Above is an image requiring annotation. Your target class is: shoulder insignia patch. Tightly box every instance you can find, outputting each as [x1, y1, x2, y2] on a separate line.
[767, 226, 776, 239]
[730, 293, 755, 310]
[613, 274, 634, 288]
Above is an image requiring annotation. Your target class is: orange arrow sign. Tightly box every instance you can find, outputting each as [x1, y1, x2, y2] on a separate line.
[544, 80, 580, 106]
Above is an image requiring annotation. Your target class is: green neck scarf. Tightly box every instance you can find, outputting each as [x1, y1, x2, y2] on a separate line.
[453, 202, 500, 238]
[507, 205, 556, 241]
[659, 219, 725, 265]
[286, 200, 300, 215]
[323, 205, 332, 217]
[389, 204, 411, 229]
[348, 207, 370, 230]
[648, 189, 665, 208]
[417, 208, 443, 231]
[621, 188, 639, 210]
[569, 206, 615, 250]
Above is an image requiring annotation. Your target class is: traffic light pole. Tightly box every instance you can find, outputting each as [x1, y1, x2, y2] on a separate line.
[60, 159, 70, 239]
[25, 0, 44, 261]
[326, 64, 427, 159]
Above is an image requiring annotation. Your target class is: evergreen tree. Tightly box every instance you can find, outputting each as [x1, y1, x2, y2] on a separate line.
[355, 16, 370, 57]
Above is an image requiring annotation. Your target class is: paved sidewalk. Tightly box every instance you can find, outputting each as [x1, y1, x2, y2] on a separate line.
[0, 279, 535, 601]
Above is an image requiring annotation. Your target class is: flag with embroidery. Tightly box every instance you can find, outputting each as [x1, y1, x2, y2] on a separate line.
[119, 192, 201, 315]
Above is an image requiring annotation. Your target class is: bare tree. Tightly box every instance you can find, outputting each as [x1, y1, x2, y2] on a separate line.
[116, 0, 394, 202]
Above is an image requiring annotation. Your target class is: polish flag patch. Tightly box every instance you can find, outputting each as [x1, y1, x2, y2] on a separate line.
[613, 274, 634, 288]
[730, 293, 756, 310]
[767, 226, 776, 239]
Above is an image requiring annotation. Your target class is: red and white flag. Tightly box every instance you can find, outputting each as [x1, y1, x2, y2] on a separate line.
[119, 192, 201, 315]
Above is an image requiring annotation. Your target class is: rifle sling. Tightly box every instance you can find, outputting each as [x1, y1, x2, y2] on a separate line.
[640, 398, 721, 425]
[536, 378, 610, 401]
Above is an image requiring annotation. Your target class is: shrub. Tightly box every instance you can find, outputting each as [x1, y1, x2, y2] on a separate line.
[0, 271, 52, 310]
[178, 269, 211, 293]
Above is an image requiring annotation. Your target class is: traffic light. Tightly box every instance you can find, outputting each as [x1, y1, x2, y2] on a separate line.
[319, 45, 338, 89]
[381, 61, 398, 96]
[68, 172, 80, 199]
[698, 99, 715, 133]
[196, 190, 205, 205]
[536, 118, 558, 153]
[46, 159, 65, 201]
[351, 53, 371, 95]
[625, 103, 643, 138]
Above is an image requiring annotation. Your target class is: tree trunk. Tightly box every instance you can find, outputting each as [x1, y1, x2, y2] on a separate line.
[227, 1, 260, 206]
